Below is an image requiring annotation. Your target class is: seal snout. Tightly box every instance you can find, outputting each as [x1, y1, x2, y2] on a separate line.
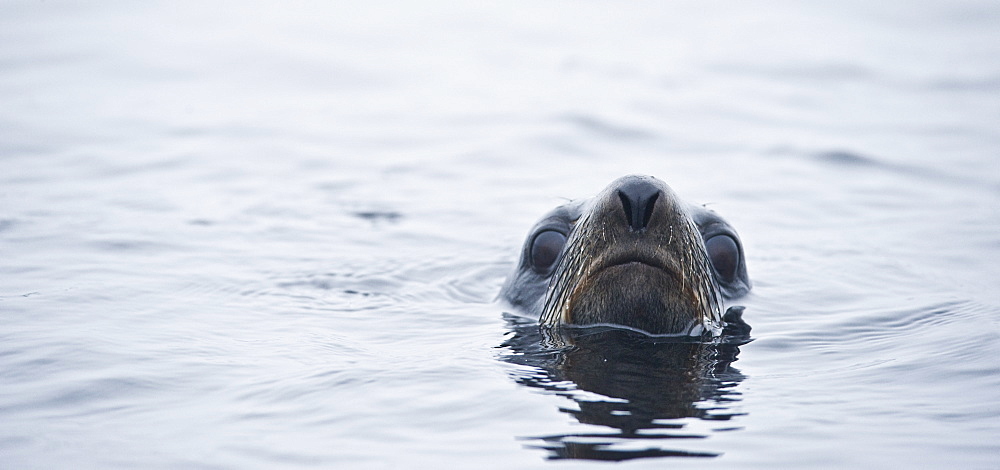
[616, 177, 662, 232]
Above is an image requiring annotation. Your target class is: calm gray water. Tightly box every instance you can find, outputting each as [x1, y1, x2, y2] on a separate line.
[2, 1, 1000, 468]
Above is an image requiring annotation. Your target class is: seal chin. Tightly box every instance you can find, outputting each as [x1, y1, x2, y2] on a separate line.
[567, 262, 703, 335]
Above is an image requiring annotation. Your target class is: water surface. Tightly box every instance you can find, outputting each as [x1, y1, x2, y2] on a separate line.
[2, 1, 999, 468]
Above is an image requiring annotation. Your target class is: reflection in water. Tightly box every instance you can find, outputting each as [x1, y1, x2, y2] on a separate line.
[499, 312, 750, 461]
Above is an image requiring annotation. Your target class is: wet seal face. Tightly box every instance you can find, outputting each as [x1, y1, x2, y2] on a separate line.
[500, 175, 750, 337]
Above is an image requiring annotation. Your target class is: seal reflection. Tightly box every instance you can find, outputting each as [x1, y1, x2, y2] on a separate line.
[500, 312, 750, 461]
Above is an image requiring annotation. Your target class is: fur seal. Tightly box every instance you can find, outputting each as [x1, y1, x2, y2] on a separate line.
[500, 175, 750, 336]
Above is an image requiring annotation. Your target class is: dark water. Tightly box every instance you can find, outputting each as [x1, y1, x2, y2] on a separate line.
[2, 1, 999, 468]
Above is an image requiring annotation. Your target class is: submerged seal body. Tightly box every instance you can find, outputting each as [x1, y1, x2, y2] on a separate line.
[500, 175, 750, 336]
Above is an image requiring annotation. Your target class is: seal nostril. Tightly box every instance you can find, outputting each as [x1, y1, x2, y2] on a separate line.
[618, 190, 635, 228]
[617, 180, 660, 232]
[642, 192, 658, 229]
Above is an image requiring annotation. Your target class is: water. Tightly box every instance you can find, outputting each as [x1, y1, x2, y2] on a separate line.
[2, 1, 999, 468]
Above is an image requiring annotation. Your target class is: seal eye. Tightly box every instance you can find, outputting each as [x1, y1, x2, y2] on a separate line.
[530, 230, 566, 273]
[706, 235, 740, 283]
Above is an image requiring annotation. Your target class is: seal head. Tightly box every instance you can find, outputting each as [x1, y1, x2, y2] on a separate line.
[500, 175, 750, 336]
